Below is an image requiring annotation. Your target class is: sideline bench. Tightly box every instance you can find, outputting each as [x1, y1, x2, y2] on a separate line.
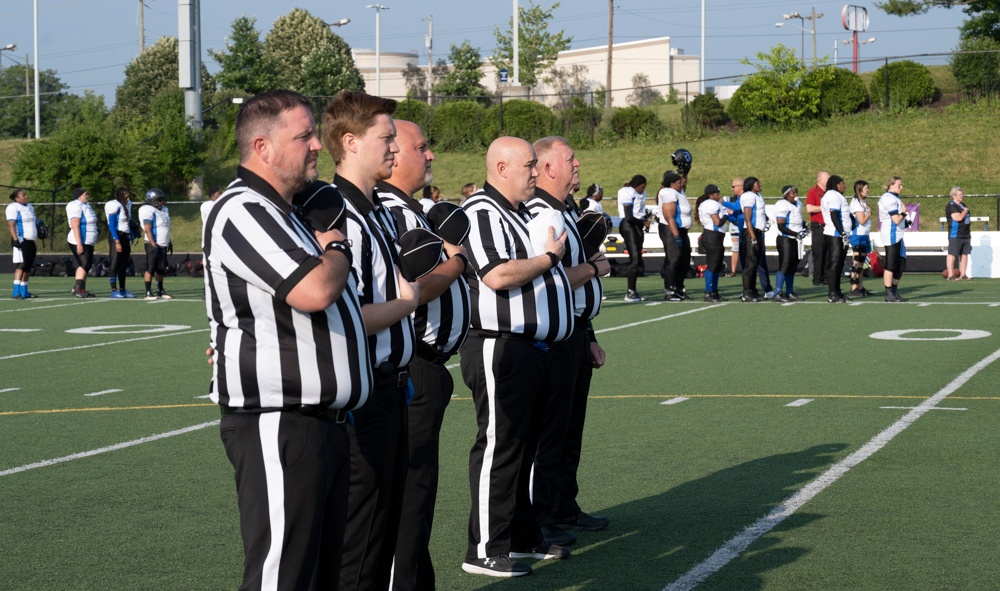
[939, 216, 990, 231]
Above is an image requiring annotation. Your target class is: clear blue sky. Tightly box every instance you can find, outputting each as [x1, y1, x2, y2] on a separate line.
[0, 0, 967, 102]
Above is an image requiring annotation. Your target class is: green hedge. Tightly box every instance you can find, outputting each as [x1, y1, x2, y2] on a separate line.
[811, 67, 870, 117]
[869, 60, 937, 111]
[688, 92, 728, 128]
[428, 101, 486, 151]
[950, 38, 1000, 96]
[609, 106, 664, 140]
[481, 99, 559, 144]
[394, 99, 434, 131]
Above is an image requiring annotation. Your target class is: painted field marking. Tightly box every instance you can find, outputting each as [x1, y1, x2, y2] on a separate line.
[66, 324, 190, 335]
[661, 397, 689, 405]
[0, 299, 110, 313]
[662, 345, 1000, 591]
[0, 328, 208, 362]
[0, 403, 214, 417]
[786, 399, 813, 407]
[0, 420, 220, 478]
[84, 389, 123, 397]
[194, 394, 210, 399]
[870, 329, 991, 341]
[0, 388, 21, 394]
[881, 406, 967, 411]
[444, 305, 723, 371]
[0, 329, 42, 333]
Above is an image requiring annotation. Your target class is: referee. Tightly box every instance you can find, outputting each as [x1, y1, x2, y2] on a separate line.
[460, 136, 574, 578]
[525, 136, 610, 546]
[379, 120, 471, 591]
[322, 90, 420, 591]
[204, 90, 370, 590]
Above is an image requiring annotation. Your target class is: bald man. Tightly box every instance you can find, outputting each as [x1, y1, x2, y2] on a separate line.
[459, 137, 575, 577]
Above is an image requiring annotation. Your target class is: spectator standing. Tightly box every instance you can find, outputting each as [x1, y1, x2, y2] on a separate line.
[138, 189, 172, 300]
[105, 187, 136, 298]
[848, 180, 874, 298]
[459, 183, 479, 204]
[657, 171, 692, 301]
[617, 175, 649, 302]
[945, 186, 972, 280]
[806, 171, 830, 285]
[204, 89, 368, 591]
[695, 184, 728, 302]
[459, 136, 573, 578]
[322, 90, 420, 591]
[7, 189, 38, 299]
[878, 176, 910, 302]
[772, 185, 806, 302]
[378, 120, 471, 591]
[525, 136, 610, 551]
[66, 188, 98, 298]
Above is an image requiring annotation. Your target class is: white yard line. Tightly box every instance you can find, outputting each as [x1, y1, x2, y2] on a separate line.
[661, 397, 689, 405]
[0, 388, 21, 394]
[0, 328, 208, 362]
[84, 389, 123, 397]
[0, 420, 220, 478]
[786, 399, 813, 407]
[662, 345, 1000, 591]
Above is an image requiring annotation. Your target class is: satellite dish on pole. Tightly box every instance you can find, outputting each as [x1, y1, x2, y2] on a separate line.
[842, 5, 869, 32]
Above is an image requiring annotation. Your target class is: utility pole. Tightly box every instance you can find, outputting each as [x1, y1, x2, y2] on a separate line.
[810, 6, 819, 69]
[25, 53, 30, 139]
[606, 0, 613, 110]
[139, 0, 145, 51]
[423, 14, 433, 103]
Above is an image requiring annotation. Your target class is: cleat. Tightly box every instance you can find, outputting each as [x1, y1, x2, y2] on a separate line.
[157, 290, 173, 300]
[663, 290, 684, 302]
[773, 293, 791, 303]
[121, 290, 137, 299]
[787, 292, 802, 302]
[461, 555, 531, 578]
[623, 290, 646, 303]
[110, 290, 126, 299]
[828, 293, 846, 303]
[145, 292, 158, 301]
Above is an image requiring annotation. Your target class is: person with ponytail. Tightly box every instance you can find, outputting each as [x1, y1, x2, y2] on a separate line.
[772, 185, 806, 302]
[848, 180, 874, 298]
[695, 184, 728, 302]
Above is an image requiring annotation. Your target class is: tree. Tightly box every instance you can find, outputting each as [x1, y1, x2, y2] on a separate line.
[0, 65, 69, 138]
[626, 73, 662, 107]
[208, 16, 278, 95]
[115, 36, 214, 118]
[403, 63, 428, 100]
[264, 8, 364, 94]
[492, 1, 572, 89]
[874, 0, 978, 16]
[432, 42, 491, 100]
[547, 64, 592, 108]
[951, 35, 1000, 93]
[727, 44, 831, 126]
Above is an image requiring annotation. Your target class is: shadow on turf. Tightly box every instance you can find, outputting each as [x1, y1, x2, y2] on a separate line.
[479, 443, 848, 590]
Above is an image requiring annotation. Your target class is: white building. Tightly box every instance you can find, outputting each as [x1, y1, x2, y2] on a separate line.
[351, 37, 701, 105]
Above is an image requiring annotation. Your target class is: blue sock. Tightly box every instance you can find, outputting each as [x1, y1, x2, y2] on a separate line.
[775, 272, 786, 295]
[712, 271, 720, 292]
[12, 282, 20, 297]
[110, 278, 117, 291]
[704, 270, 714, 293]
[20, 283, 28, 297]
[785, 275, 795, 294]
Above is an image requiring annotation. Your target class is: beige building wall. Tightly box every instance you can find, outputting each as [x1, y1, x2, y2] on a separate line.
[352, 37, 701, 104]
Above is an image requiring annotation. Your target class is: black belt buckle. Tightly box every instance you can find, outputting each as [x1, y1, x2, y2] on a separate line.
[376, 362, 409, 388]
[297, 405, 347, 423]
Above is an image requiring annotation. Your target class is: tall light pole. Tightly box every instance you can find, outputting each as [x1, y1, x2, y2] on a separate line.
[423, 15, 433, 102]
[33, 0, 40, 138]
[0, 43, 15, 70]
[843, 37, 876, 73]
[776, 8, 823, 67]
[366, 4, 389, 96]
[513, 0, 520, 87]
[327, 18, 350, 28]
[699, 0, 705, 94]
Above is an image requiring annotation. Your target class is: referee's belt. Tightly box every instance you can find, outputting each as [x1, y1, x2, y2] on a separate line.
[470, 329, 551, 352]
[415, 340, 452, 365]
[220, 404, 348, 423]
[375, 362, 410, 388]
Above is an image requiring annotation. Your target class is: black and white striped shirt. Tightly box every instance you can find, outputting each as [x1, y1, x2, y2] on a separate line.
[461, 183, 574, 342]
[377, 182, 471, 356]
[525, 188, 603, 322]
[203, 167, 372, 410]
[336, 174, 416, 370]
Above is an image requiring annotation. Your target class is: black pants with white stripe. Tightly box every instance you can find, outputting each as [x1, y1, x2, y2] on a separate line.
[461, 334, 554, 560]
[341, 383, 409, 591]
[392, 355, 453, 591]
[220, 411, 350, 591]
[532, 322, 588, 526]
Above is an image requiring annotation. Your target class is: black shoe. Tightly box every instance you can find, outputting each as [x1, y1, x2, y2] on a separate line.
[462, 555, 532, 577]
[885, 292, 909, 303]
[556, 511, 610, 532]
[812, 279, 825, 286]
[849, 289, 865, 299]
[773, 293, 791, 303]
[541, 524, 577, 546]
[787, 292, 802, 302]
[712, 292, 727, 301]
[510, 543, 571, 560]
[838, 292, 853, 302]
[740, 292, 763, 303]
[623, 290, 647, 303]
[860, 287, 875, 297]
[828, 293, 846, 303]
[664, 290, 684, 302]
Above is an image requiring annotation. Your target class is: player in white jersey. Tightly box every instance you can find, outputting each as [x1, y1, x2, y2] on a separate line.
[695, 184, 729, 301]
[139, 188, 173, 300]
[820, 175, 853, 303]
[105, 187, 137, 298]
[738, 177, 767, 301]
[7, 189, 39, 298]
[877, 175, 909, 302]
[848, 180, 874, 298]
[657, 171, 693, 301]
[66, 188, 99, 297]
[617, 175, 649, 301]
